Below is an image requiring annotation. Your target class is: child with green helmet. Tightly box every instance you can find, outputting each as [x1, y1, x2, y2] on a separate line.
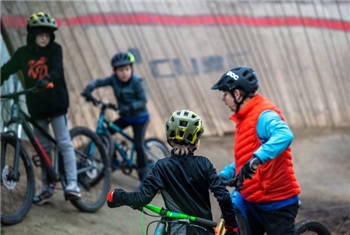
[1, 12, 81, 203]
[106, 109, 238, 235]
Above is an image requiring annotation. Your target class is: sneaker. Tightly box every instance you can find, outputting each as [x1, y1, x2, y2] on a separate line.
[33, 187, 54, 204]
[64, 182, 81, 200]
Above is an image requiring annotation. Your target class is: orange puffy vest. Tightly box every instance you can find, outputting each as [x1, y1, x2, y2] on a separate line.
[230, 94, 300, 203]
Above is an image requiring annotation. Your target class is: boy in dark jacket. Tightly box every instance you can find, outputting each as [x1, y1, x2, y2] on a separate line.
[107, 110, 238, 235]
[1, 12, 80, 203]
[82, 52, 150, 184]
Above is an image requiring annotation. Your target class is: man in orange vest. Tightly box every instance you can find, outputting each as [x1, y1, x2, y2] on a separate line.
[212, 66, 301, 235]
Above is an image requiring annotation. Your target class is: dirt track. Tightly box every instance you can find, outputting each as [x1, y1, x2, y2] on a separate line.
[2, 127, 350, 235]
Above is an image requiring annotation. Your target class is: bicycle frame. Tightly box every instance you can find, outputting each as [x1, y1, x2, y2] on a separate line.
[95, 103, 136, 168]
[3, 104, 62, 184]
[143, 204, 217, 235]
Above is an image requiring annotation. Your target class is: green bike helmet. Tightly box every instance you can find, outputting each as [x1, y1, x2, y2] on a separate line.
[166, 110, 204, 145]
[27, 12, 58, 30]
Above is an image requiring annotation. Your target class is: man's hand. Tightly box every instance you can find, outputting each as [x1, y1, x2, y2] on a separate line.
[106, 188, 126, 208]
[239, 157, 260, 180]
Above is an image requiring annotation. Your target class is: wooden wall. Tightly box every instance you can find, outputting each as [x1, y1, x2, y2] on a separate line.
[1, 0, 349, 140]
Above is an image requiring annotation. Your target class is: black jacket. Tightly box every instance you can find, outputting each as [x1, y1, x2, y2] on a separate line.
[117, 153, 236, 234]
[1, 40, 69, 119]
[84, 73, 148, 119]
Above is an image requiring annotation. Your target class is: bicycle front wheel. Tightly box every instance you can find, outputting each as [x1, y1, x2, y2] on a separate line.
[1, 133, 35, 225]
[69, 127, 110, 213]
[144, 138, 170, 168]
[295, 220, 331, 235]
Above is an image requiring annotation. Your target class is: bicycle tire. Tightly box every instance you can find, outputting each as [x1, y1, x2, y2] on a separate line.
[69, 127, 111, 213]
[98, 132, 115, 160]
[144, 138, 170, 168]
[1, 133, 35, 225]
[295, 220, 331, 235]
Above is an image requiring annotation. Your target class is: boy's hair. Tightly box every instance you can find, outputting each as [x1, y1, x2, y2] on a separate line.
[168, 140, 200, 156]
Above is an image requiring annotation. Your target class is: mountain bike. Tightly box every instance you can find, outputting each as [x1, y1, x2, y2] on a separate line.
[222, 175, 332, 235]
[134, 203, 217, 235]
[1, 87, 110, 225]
[81, 95, 170, 178]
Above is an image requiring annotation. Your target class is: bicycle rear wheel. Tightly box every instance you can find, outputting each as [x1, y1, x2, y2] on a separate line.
[144, 138, 170, 168]
[1, 133, 35, 225]
[295, 220, 331, 235]
[69, 127, 110, 213]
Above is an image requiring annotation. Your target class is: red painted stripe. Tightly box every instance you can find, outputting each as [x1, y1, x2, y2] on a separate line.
[1, 14, 349, 31]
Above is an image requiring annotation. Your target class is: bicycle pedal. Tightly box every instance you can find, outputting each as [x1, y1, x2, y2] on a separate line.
[32, 155, 41, 167]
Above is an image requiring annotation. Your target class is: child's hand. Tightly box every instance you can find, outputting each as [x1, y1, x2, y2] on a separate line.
[36, 77, 51, 89]
[106, 189, 126, 208]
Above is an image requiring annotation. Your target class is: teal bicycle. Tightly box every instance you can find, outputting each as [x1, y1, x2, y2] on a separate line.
[81, 95, 170, 178]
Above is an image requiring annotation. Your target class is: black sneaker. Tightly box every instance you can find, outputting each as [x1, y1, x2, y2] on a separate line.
[33, 187, 54, 204]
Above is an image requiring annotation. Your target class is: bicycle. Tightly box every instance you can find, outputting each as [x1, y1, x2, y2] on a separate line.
[1, 87, 110, 225]
[134, 203, 218, 235]
[81, 95, 170, 178]
[222, 175, 332, 235]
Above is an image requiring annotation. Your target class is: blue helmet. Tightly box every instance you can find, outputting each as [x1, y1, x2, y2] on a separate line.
[111, 52, 135, 68]
[212, 66, 259, 94]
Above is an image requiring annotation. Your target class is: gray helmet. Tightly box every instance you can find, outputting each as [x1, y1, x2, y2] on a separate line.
[166, 110, 204, 145]
[27, 12, 58, 30]
[211, 66, 259, 94]
[111, 52, 135, 68]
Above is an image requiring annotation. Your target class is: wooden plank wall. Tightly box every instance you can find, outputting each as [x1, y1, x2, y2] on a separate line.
[1, 0, 349, 141]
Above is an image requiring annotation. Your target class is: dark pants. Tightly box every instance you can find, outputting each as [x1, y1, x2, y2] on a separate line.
[246, 202, 299, 235]
[112, 118, 149, 168]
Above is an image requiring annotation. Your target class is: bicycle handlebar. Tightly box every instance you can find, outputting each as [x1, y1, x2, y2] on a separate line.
[144, 204, 217, 228]
[0, 82, 55, 99]
[0, 86, 37, 99]
[81, 93, 119, 112]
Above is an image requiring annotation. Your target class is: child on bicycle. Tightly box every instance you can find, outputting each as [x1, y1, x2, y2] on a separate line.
[106, 109, 238, 235]
[0, 12, 81, 203]
[81, 52, 150, 184]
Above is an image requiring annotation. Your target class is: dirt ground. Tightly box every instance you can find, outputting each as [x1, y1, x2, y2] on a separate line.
[2, 127, 350, 235]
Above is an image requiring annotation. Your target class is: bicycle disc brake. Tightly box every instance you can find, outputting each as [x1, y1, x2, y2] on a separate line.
[2, 165, 17, 190]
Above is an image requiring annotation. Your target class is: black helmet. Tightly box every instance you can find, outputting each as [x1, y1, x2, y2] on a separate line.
[211, 66, 259, 94]
[111, 52, 135, 68]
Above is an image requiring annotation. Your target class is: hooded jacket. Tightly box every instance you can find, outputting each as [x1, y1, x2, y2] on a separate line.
[1, 28, 69, 119]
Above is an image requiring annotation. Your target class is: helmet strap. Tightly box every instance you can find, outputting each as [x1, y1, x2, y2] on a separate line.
[231, 89, 248, 113]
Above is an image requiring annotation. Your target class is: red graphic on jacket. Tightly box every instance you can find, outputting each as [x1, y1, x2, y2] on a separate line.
[28, 57, 48, 81]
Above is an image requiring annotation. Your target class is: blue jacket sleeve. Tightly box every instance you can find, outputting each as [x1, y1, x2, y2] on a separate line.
[253, 110, 294, 163]
[218, 161, 236, 180]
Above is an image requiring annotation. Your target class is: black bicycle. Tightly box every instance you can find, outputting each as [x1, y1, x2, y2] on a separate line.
[81, 95, 170, 178]
[1, 87, 110, 225]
